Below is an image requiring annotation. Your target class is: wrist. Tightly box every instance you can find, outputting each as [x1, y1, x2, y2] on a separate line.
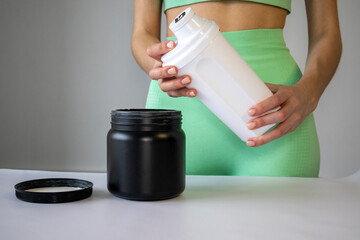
[295, 76, 321, 112]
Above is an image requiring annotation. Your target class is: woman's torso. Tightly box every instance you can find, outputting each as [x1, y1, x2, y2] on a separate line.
[165, 1, 288, 37]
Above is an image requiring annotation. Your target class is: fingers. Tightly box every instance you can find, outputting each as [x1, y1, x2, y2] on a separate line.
[158, 76, 197, 97]
[246, 114, 300, 147]
[158, 75, 191, 92]
[248, 87, 289, 117]
[146, 40, 197, 98]
[149, 65, 178, 80]
[147, 40, 175, 61]
[247, 104, 292, 130]
[245, 84, 311, 147]
[149, 63, 197, 98]
[167, 88, 197, 98]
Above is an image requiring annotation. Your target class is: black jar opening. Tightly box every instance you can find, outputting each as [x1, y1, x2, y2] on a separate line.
[111, 109, 182, 131]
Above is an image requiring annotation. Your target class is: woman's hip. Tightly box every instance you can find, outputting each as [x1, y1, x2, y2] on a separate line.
[222, 28, 302, 86]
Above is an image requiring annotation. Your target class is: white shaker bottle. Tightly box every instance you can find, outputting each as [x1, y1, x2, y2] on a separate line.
[161, 8, 277, 142]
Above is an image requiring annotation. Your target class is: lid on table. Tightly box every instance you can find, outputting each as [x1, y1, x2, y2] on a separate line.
[14, 178, 93, 204]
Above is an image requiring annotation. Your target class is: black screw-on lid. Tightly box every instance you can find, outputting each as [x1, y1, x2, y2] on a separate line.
[110, 109, 182, 131]
[15, 178, 93, 204]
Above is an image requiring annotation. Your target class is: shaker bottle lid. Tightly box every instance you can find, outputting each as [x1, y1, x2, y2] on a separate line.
[169, 7, 195, 32]
[162, 8, 219, 69]
[14, 178, 93, 203]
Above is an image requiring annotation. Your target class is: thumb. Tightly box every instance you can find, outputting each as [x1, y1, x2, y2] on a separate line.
[147, 40, 175, 61]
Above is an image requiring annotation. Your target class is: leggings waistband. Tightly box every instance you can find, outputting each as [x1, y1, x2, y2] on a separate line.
[167, 28, 285, 42]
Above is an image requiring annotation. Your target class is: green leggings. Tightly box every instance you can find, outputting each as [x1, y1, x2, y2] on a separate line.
[146, 29, 320, 177]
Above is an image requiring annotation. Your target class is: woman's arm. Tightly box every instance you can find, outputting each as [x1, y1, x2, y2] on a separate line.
[246, 0, 342, 147]
[300, 0, 342, 105]
[132, 0, 197, 97]
[131, 0, 162, 73]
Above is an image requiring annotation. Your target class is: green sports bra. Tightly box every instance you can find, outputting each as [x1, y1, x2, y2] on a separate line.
[164, 0, 291, 13]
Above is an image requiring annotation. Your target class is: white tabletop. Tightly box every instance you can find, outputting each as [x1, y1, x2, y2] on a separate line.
[1, 169, 359, 240]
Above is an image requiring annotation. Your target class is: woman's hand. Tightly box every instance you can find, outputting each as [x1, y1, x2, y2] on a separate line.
[146, 40, 197, 97]
[245, 1, 341, 147]
[246, 82, 318, 147]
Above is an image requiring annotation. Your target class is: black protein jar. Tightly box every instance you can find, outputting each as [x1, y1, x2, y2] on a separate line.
[107, 109, 185, 201]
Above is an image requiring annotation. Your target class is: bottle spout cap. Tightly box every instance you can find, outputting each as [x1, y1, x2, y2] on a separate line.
[162, 8, 219, 69]
[169, 8, 195, 33]
[169, 8, 206, 42]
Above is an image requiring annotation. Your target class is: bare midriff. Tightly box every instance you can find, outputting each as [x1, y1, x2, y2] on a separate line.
[166, 1, 287, 37]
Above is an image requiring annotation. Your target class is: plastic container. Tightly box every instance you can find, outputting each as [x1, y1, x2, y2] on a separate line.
[161, 8, 278, 141]
[107, 109, 185, 201]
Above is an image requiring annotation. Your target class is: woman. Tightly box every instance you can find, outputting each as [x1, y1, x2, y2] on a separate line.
[131, 0, 342, 177]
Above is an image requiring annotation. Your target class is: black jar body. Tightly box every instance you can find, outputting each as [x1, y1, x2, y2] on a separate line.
[107, 109, 185, 201]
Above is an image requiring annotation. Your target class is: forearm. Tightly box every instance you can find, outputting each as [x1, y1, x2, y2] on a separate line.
[296, 30, 342, 110]
[297, 0, 342, 111]
[132, 0, 162, 74]
[131, 32, 161, 74]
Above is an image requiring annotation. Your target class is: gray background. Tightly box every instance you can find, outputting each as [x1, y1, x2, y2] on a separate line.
[0, 0, 358, 177]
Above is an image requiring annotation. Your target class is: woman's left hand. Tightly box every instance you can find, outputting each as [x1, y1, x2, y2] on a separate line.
[246, 82, 318, 147]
